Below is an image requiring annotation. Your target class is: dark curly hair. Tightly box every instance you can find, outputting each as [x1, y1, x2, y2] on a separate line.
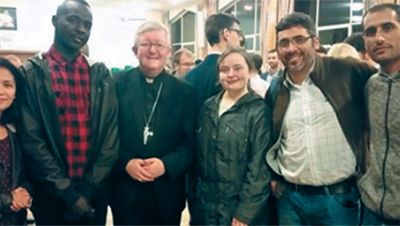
[0, 57, 26, 124]
[276, 12, 316, 36]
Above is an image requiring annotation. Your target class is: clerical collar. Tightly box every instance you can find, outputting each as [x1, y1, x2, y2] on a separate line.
[138, 68, 165, 84]
[145, 77, 155, 83]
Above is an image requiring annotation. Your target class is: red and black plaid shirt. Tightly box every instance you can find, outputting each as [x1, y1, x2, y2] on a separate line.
[44, 46, 90, 178]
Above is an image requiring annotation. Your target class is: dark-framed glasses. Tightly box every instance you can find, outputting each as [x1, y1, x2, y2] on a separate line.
[277, 35, 314, 48]
[228, 28, 243, 36]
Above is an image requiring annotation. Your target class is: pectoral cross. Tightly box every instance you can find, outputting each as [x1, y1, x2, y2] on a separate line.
[143, 126, 154, 145]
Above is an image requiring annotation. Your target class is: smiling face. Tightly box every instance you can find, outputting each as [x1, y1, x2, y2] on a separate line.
[0, 67, 16, 115]
[133, 29, 171, 78]
[276, 26, 319, 77]
[364, 8, 400, 73]
[53, 1, 92, 54]
[218, 52, 251, 94]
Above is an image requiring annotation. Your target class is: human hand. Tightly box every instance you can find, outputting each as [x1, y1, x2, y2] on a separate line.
[70, 196, 94, 218]
[125, 158, 154, 182]
[270, 180, 285, 198]
[142, 157, 165, 179]
[231, 217, 248, 226]
[10, 187, 31, 212]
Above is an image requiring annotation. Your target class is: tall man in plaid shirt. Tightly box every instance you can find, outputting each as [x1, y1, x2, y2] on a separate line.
[19, 0, 119, 225]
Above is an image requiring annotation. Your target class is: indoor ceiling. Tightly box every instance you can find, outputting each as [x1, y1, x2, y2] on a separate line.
[87, 0, 200, 11]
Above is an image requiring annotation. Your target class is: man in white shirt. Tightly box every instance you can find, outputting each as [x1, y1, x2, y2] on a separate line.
[265, 12, 376, 225]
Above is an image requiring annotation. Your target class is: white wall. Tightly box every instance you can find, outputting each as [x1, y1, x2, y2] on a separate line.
[218, 0, 233, 10]
[0, 0, 164, 68]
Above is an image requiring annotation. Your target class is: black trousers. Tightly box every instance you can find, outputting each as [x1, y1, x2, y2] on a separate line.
[110, 180, 181, 226]
[31, 192, 108, 226]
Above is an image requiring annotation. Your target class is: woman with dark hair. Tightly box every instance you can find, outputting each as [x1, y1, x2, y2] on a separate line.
[195, 47, 271, 225]
[0, 57, 31, 225]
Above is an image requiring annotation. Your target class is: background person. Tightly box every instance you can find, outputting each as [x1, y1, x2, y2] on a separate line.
[172, 48, 195, 79]
[344, 32, 377, 67]
[327, 43, 361, 60]
[260, 49, 283, 84]
[185, 12, 242, 109]
[249, 53, 268, 97]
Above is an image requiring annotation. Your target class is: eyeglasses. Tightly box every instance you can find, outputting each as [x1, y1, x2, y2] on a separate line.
[277, 35, 314, 48]
[138, 42, 168, 51]
[228, 28, 243, 36]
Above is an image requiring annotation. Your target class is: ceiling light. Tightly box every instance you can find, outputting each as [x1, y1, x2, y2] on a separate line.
[351, 3, 364, 11]
[244, 4, 253, 11]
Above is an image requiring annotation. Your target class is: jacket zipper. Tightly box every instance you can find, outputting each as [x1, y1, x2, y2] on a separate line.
[380, 79, 392, 218]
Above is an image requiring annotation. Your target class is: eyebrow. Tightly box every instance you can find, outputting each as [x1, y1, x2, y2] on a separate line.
[366, 21, 395, 29]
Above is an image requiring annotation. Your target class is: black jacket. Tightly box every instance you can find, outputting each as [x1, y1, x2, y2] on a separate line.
[112, 68, 196, 221]
[19, 54, 119, 207]
[185, 54, 221, 109]
[196, 91, 271, 225]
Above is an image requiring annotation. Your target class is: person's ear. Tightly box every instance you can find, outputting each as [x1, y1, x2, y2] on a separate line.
[221, 28, 230, 41]
[132, 46, 138, 56]
[312, 36, 320, 49]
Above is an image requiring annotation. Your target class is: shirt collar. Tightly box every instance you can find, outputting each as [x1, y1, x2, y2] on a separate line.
[284, 61, 315, 89]
[44, 45, 86, 67]
[208, 51, 222, 55]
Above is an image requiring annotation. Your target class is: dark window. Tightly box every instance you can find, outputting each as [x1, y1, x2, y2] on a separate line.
[171, 20, 181, 44]
[172, 45, 181, 53]
[183, 44, 195, 52]
[222, 0, 261, 52]
[245, 37, 254, 50]
[319, 0, 351, 26]
[294, 0, 317, 23]
[237, 0, 256, 35]
[319, 28, 348, 45]
[183, 12, 195, 42]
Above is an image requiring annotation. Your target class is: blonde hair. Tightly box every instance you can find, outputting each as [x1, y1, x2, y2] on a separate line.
[327, 43, 360, 60]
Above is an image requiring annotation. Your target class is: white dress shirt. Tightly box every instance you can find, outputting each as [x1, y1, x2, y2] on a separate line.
[278, 75, 356, 186]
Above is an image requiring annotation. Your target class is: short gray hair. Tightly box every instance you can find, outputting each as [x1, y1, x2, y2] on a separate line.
[134, 21, 171, 47]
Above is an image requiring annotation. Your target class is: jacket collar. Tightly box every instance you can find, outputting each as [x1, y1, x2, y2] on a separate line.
[208, 90, 260, 113]
[378, 70, 400, 81]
